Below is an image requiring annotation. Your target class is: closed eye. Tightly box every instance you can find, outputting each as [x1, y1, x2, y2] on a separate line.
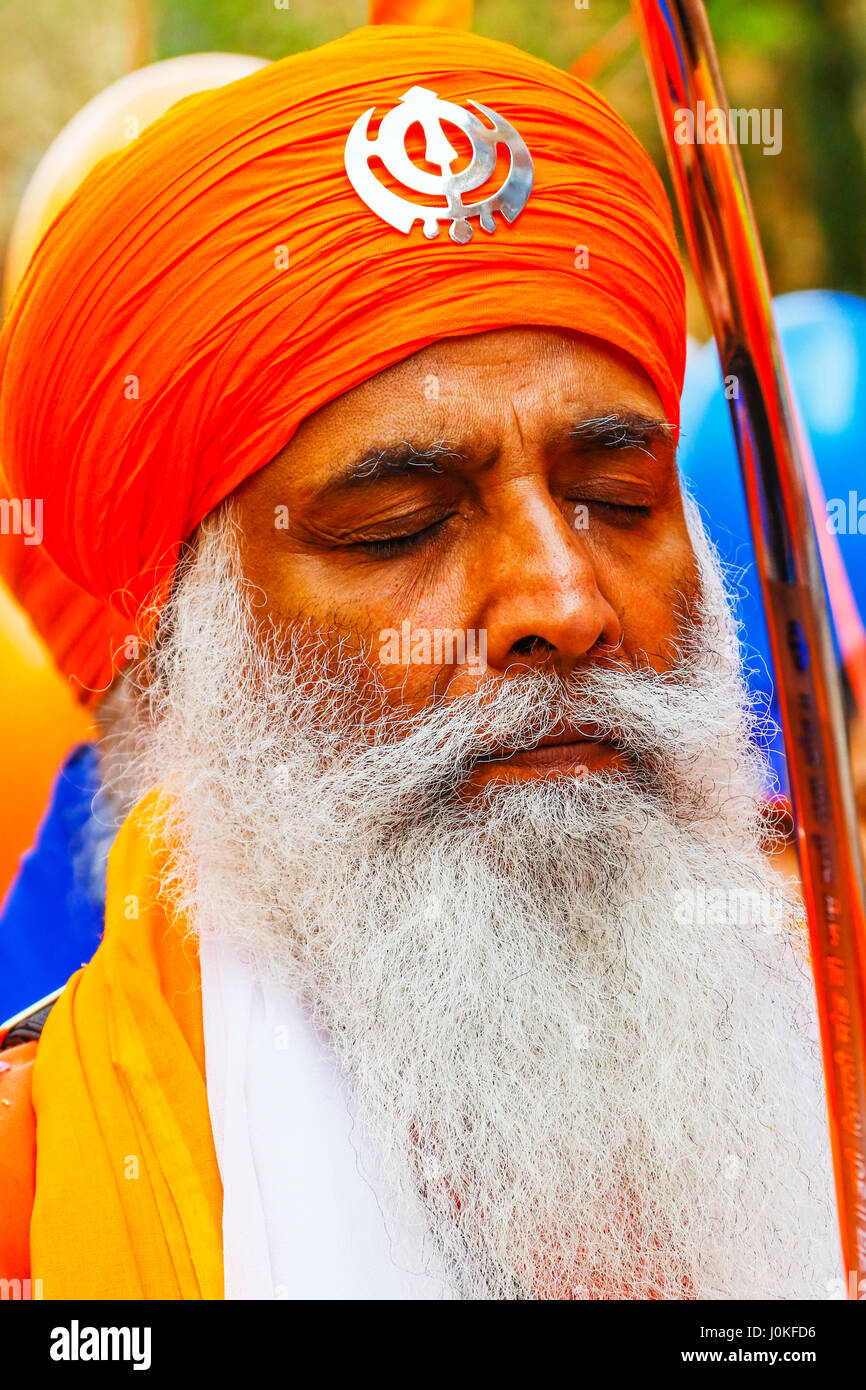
[568, 498, 652, 523]
[353, 515, 450, 558]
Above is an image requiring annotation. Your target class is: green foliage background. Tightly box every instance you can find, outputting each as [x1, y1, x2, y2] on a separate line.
[2, 0, 866, 335]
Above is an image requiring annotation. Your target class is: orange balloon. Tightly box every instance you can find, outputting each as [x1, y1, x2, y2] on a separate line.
[367, 0, 473, 26]
[0, 582, 92, 901]
[4, 54, 267, 308]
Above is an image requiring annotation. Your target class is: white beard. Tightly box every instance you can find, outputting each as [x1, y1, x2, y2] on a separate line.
[113, 503, 839, 1300]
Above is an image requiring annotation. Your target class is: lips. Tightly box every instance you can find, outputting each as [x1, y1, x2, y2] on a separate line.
[534, 726, 603, 750]
[472, 724, 625, 778]
[479, 721, 604, 757]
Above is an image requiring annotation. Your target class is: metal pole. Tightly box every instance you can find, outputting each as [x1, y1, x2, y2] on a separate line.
[632, 0, 866, 1295]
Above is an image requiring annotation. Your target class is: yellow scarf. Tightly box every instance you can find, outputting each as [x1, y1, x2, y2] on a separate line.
[30, 790, 223, 1299]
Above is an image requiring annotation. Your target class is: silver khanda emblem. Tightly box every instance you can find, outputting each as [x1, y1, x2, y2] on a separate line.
[344, 85, 534, 244]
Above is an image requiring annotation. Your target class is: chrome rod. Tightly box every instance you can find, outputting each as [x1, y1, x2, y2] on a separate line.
[632, 0, 866, 1293]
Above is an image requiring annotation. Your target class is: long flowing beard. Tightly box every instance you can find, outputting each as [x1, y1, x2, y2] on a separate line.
[114, 506, 838, 1300]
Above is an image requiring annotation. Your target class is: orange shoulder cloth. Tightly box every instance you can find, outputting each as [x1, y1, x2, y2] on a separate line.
[29, 790, 223, 1299]
[0, 1040, 38, 1283]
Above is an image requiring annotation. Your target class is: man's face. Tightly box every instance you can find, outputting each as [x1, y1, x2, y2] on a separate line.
[234, 326, 697, 787]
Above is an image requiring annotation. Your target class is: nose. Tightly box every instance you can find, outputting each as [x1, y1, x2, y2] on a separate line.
[477, 491, 622, 673]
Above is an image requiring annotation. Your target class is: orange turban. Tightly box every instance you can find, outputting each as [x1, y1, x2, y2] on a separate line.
[0, 24, 685, 699]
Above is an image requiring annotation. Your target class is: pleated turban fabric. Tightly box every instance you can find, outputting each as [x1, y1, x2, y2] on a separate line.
[0, 23, 685, 698]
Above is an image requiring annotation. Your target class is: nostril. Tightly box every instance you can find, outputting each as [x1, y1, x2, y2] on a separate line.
[510, 634, 554, 658]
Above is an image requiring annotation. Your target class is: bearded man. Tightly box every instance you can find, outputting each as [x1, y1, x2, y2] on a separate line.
[0, 19, 838, 1300]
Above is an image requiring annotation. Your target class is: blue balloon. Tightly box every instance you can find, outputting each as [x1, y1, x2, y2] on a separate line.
[678, 290, 866, 794]
[0, 743, 105, 1021]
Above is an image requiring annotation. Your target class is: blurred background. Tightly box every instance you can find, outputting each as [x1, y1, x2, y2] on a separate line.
[3, 0, 866, 336]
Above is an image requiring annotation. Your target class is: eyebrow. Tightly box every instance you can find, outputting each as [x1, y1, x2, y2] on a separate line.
[344, 440, 468, 486]
[561, 412, 675, 457]
[325, 410, 673, 495]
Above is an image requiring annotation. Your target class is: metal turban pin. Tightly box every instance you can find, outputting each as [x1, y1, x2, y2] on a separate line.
[344, 84, 534, 243]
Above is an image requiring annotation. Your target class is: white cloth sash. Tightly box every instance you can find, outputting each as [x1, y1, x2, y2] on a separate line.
[199, 934, 443, 1300]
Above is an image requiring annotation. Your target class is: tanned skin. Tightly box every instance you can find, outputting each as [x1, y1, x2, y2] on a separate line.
[233, 326, 698, 790]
